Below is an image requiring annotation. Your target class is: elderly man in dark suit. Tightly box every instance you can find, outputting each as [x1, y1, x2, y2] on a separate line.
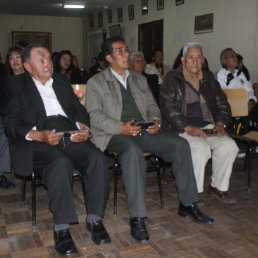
[3, 43, 110, 256]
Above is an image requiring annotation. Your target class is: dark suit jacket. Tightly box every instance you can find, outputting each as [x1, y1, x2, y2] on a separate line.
[3, 72, 90, 176]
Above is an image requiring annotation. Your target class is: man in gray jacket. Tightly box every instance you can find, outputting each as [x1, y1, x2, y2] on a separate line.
[86, 37, 213, 243]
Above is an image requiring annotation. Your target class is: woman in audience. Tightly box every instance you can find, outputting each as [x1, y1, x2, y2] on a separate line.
[55, 50, 85, 84]
[5, 47, 24, 76]
[54, 50, 72, 78]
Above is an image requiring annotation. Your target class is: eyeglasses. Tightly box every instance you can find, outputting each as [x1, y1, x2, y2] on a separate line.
[112, 47, 130, 54]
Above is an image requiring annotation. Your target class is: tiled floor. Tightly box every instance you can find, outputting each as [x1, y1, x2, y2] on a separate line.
[1, 157, 258, 257]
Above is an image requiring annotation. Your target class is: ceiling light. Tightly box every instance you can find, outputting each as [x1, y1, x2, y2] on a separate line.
[63, 3, 85, 9]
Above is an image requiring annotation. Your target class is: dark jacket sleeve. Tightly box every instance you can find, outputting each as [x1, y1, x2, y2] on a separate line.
[160, 71, 188, 133]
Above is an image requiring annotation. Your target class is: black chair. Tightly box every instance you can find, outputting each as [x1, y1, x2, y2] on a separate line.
[21, 169, 85, 232]
[223, 88, 258, 192]
[108, 152, 165, 217]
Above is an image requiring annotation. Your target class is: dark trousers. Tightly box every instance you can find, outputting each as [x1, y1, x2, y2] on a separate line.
[107, 129, 199, 218]
[32, 116, 109, 224]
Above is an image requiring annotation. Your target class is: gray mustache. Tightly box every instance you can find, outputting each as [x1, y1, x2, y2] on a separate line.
[44, 68, 53, 73]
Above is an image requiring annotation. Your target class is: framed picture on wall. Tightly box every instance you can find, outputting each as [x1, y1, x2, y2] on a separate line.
[117, 7, 123, 22]
[128, 4, 134, 21]
[142, 0, 148, 15]
[194, 13, 214, 34]
[107, 9, 112, 23]
[12, 31, 52, 52]
[157, 0, 164, 10]
[89, 14, 94, 28]
[175, 0, 184, 6]
[109, 24, 122, 38]
[98, 11, 103, 27]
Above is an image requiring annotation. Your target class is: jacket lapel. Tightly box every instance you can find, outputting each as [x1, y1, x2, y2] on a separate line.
[24, 73, 46, 116]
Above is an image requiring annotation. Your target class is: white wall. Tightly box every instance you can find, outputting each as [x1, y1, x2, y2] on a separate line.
[85, 0, 258, 81]
[0, 14, 83, 65]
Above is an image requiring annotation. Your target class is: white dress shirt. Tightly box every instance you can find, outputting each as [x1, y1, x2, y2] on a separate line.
[111, 68, 129, 89]
[216, 68, 257, 102]
[26, 77, 74, 140]
[32, 77, 67, 117]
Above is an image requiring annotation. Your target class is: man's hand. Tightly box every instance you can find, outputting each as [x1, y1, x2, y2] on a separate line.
[248, 100, 255, 112]
[121, 120, 141, 136]
[70, 122, 90, 142]
[147, 117, 160, 135]
[213, 124, 227, 137]
[185, 125, 207, 139]
[28, 129, 63, 145]
[70, 130, 90, 142]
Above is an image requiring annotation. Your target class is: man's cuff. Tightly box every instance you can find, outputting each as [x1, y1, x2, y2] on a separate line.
[25, 126, 37, 141]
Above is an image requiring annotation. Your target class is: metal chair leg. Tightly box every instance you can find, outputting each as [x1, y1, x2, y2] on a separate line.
[247, 145, 252, 193]
[31, 171, 37, 233]
[153, 156, 164, 210]
[113, 158, 119, 217]
[21, 177, 26, 207]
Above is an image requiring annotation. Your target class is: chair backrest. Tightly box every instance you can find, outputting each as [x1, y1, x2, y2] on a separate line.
[71, 84, 87, 104]
[223, 88, 248, 117]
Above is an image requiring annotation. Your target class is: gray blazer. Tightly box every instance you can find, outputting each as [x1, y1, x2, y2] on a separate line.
[85, 67, 161, 151]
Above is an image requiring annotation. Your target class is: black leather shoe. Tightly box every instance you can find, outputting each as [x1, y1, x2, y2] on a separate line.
[130, 217, 149, 243]
[86, 220, 111, 245]
[178, 203, 214, 225]
[54, 229, 77, 256]
[0, 175, 15, 190]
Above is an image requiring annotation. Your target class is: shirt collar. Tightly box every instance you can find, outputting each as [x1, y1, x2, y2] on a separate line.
[32, 77, 53, 88]
[110, 68, 129, 89]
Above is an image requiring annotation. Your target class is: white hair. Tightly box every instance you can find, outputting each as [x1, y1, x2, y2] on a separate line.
[182, 42, 204, 57]
[129, 51, 145, 65]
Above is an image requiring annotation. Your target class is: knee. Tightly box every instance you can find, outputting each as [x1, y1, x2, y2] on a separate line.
[217, 138, 239, 157]
[191, 140, 211, 160]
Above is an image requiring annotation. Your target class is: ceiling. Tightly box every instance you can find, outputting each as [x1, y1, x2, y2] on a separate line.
[0, 0, 120, 17]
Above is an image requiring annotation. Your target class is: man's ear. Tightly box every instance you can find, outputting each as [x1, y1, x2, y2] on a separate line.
[23, 62, 32, 73]
[105, 54, 113, 64]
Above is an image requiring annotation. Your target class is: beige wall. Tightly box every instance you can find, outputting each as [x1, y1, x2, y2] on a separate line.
[85, 0, 258, 81]
[0, 14, 83, 65]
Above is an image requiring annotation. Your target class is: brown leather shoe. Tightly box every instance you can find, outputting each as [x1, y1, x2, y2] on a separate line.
[207, 185, 236, 204]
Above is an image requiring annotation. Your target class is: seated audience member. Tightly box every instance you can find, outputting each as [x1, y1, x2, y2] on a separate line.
[5, 47, 25, 76]
[54, 50, 72, 78]
[72, 55, 89, 83]
[145, 49, 171, 84]
[236, 53, 250, 81]
[129, 51, 160, 104]
[54, 50, 84, 84]
[86, 37, 213, 243]
[88, 57, 98, 77]
[97, 52, 108, 72]
[160, 42, 239, 203]
[3, 43, 110, 256]
[216, 48, 256, 110]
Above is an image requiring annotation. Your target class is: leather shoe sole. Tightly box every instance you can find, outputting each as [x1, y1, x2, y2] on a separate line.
[86, 221, 111, 245]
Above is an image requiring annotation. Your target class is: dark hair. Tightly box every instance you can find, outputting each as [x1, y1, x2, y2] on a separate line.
[220, 47, 234, 66]
[54, 50, 72, 73]
[101, 37, 125, 58]
[21, 43, 46, 63]
[236, 53, 243, 62]
[5, 46, 23, 76]
[152, 48, 163, 57]
[172, 48, 183, 70]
